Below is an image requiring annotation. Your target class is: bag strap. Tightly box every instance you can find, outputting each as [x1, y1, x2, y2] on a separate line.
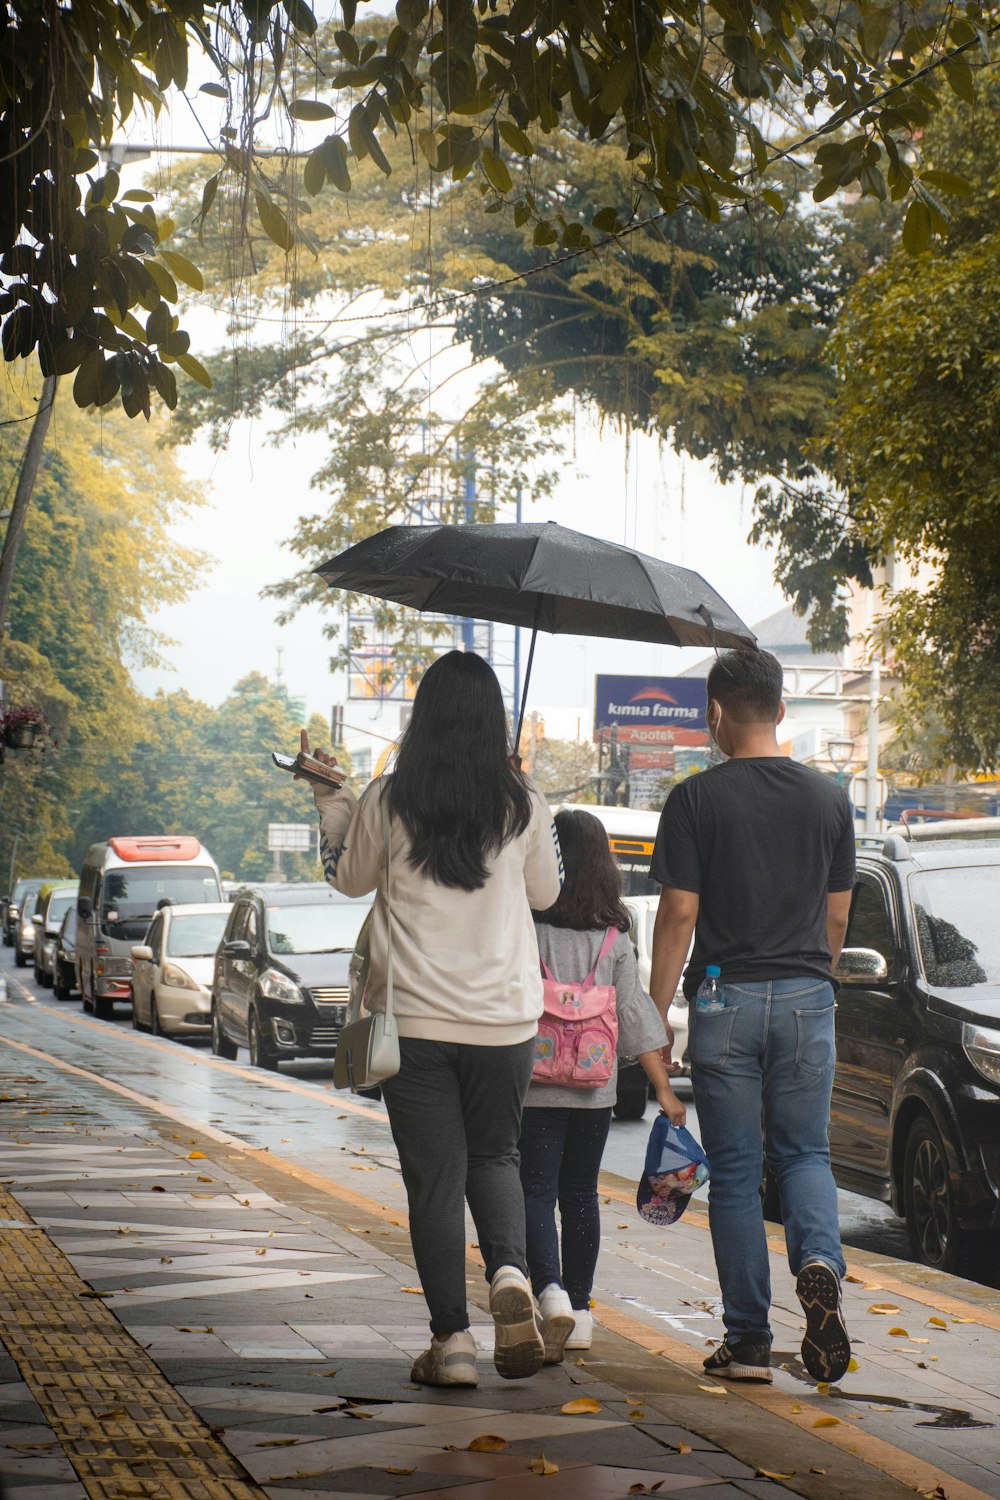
[581, 926, 619, 991]
[538, 926, 618, 989]
[380, 785, 394, 1022]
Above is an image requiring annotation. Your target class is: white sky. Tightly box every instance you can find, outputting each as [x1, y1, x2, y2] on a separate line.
[126, 8, 788, 736]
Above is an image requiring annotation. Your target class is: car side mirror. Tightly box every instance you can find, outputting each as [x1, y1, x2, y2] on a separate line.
[836, 947, 890, 985]
[131, 945, 153, 962]
[227, 939, 251, 957]
[78, 897, 93, 918]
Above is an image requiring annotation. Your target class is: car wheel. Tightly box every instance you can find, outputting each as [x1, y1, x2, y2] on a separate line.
[14, 943, 27, 967]
[211, 1002, 238, 1060]
[150, 995, 163, 1037]
[613, 1090, 648, 1122]
[903, 1113, 982, 1278]
[42, 966, 53, 988]
[53, 969, 67, 1001]
[248, 1008, 279, 1071]
[33, 961, 44, 985]
[94, 994, 114, 1021]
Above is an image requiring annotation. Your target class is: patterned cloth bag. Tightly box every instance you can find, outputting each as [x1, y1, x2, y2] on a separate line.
[531, 927, 619, 1088]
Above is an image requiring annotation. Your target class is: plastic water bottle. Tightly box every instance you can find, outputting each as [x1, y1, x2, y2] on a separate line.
[696, 965, 725, 1015]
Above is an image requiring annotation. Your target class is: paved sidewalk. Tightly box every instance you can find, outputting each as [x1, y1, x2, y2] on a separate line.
[1, 1043, 999, 1500]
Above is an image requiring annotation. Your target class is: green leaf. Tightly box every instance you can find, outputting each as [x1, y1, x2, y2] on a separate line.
[760, 187, 784, 213]
[812, 176, 841, 203]
[158, 250, 205, 291]
[303, 146, 326, 196]
[122, 189, 156, 203]
[254, 192, 295, 253]
[482, 147, 513, 194]
[150, 359, 178, 410]
[533, 222, 558, 247]
[289, 99, 337, 122]
[176, 352, 213, 389]
[902, 198, 932, 256]
[944, 58, 975, 104]
[325, 136, 352, 192]
[199, 82, 228, 99]
[284, 0, 318, 34]
[591, 206, 620, 233]
[396, 0, 427, 31]
[920, 168, 973, 197]
[499, 120, 533, 156]
[598, 54, 636, 115]
[73, 349, 103, 407]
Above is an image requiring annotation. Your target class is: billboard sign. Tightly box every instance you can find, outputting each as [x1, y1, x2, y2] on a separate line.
[594, 676, 707, 741]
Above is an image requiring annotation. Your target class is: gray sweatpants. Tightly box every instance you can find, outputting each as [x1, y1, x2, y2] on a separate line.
[380, 1036, 535, 1337]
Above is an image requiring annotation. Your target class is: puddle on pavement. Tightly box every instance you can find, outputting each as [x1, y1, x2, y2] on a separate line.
[772, 1352, 993, 1428]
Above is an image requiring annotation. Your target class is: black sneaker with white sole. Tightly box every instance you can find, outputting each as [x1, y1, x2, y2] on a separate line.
[796, 1259, 851, 1383]
[702, 1336, 773, 1382]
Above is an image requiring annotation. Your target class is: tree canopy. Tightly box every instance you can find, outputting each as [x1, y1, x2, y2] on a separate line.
[0, 0, 994, 417]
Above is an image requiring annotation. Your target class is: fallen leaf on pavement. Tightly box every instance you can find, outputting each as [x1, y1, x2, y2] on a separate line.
[847, 1357, 860, 1372]
[387, 1468, 415, 1476]
[816, 1382, 830, 1395]
[951, 1317, 974, 1324]
[400, 1287, 423, 1294]
[159, 1256, 172, 1264]
[256, 1438, 299, 1448]
[561, 1398, 601, 1414]
[814, 1416, 841, 1427]
[867, 1303, 900, 1314]
[197, 1176, 213, 1182]
[791, 1404, 802, 1414]
[910, 1337, 930, 1344]
[869, 1404, 895, 1412]
[927, 1317, 948, 1329]
[530, 1455, 559, 1475]
[469, 1435, 508, 1452]
[697, 1385, 727, 1395]
[150, 1185, 167, 1193]
[97, 1409, 127, 1420]
[187, 1151, 206, 1159]
[677, 1442, 692, 1454]
[888, 1327, 909, 1337]
[810, 1467, 827, 1475]
[629, 1409, 645, 1420]
[343, 1409, 373, 1420]
[758, 1471, 795, 1480]
[844, 1274, 864, 1283]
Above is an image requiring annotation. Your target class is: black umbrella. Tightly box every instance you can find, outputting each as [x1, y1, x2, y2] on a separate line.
[315, 521, 757, 748]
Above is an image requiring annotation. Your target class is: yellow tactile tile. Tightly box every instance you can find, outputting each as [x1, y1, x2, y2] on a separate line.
[0, 1185, 268, 1498]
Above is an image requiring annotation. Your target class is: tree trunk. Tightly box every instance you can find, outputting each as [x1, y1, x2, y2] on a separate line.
[0, 373, 58, 655]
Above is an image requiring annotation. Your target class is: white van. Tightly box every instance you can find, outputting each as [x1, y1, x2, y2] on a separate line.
[77, 837, 222, 1019]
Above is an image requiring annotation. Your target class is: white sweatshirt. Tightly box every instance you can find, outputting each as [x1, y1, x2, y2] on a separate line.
[315, 774, 563, 1046]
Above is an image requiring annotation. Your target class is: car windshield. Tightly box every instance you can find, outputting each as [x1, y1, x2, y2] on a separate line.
[167, 911, 229, 958]
[266, 902, 371, 956]
[909, 867, 1000, 989]
[46, 892, 76, 927]
[102, 867, 220, 921]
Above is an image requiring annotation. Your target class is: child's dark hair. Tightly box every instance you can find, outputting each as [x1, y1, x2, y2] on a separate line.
[533, 809, 631, 932]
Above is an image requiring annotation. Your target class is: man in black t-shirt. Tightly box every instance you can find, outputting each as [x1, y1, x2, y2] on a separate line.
[650, 649, 855, 1386]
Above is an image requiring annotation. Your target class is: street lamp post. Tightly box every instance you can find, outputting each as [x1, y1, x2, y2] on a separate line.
[827, 737, 855, 790]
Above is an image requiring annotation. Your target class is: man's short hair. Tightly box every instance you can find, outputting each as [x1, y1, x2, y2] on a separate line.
[706, 649, 783, 724]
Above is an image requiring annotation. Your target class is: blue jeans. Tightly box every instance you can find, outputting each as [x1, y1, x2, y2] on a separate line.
[690, 977, 845, 1343]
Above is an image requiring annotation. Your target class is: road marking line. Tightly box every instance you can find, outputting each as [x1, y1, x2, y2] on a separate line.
[2, 980, 387, 1122]
[3, 1030, 998, 1500]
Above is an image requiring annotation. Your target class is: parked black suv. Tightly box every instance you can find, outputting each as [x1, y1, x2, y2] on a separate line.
[211, 883, 373, 1070]
[801, 824, 1000, 1278]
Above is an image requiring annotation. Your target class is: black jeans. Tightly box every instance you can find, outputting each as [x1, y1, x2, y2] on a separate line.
[380, 1036, 535, 1338]
[518, 1105, 613, 1310]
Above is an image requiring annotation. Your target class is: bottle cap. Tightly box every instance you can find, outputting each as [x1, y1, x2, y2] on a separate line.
[706, 965, 721, 977]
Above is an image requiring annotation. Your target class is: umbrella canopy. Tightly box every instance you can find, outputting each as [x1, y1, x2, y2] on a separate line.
[316, 521, 755, 651]
[315, 521, 757, 747]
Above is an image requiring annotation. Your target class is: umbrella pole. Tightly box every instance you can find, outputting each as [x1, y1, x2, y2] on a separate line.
[514, 626, 538, 756]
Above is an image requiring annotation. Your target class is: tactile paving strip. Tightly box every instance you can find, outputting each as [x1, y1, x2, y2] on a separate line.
[0, 1185, 267, 1498]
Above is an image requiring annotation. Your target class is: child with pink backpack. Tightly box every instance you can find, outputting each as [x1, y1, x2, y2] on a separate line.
[519, 808, 686, 1362]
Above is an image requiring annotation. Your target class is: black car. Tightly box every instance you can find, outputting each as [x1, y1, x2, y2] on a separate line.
[211, 882, 373, 1070]
[53, 907, 79, 1000]
[765, 825, 1000, 1279]
[5, 878, 45, 955]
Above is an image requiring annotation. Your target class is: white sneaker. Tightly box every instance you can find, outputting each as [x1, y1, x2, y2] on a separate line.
[565, 1308, 594, 1350]
[489, 1265, 545, 1380]
[537, 1284, 575, 1365]
[410, 1329, 478, 1387]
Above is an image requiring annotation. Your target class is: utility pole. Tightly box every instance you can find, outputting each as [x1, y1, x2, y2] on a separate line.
[865, 659, 881, 833]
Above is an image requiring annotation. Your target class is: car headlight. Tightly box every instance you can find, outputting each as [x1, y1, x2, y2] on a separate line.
[162, 964, 201, 992]
[97, 956, 133, 978]
[962, 1022, 1000, 1088]
[21, 919, 34, 937]
[259, 968, 305, 1004]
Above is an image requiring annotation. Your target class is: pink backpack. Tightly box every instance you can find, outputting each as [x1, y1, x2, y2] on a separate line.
[532, 928, 620, 1088]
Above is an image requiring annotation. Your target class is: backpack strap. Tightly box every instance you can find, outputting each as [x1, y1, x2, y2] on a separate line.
[539, 956, 556, 981]
[581, 926, 620, 991]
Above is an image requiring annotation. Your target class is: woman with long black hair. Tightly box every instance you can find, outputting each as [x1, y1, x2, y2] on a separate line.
[304, 650, 563, 1388]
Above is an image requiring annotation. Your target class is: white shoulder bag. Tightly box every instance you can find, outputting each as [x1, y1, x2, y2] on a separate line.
[333, 788, 401, 1092]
